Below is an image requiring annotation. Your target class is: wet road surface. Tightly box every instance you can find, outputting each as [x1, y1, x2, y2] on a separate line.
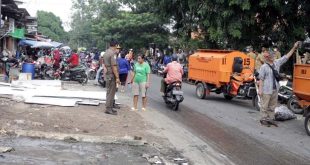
[0, 137, 152, 165]
[147, 74, 310, 165]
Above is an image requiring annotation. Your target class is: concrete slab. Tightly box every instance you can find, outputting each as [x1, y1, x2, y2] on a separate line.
[11, 80, 62, 89]
[77, 100, 100, 106]
[24, 97, 78, 107]
[34, 90, 109, 100]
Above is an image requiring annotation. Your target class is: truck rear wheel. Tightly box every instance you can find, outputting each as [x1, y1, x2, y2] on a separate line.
[305, 112, 310, 136]
[196, 83, 206, 99]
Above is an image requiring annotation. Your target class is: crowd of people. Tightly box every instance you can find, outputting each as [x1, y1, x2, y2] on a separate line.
[95, 40, 186, 115]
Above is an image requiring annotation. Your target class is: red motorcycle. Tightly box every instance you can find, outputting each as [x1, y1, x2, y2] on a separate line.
[88, 60, 99, 80]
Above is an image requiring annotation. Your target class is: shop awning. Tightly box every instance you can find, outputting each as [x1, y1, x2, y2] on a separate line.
[18, 39, 37, 46]
[32, 42, 54, 48]
[18, 39, 55, 48]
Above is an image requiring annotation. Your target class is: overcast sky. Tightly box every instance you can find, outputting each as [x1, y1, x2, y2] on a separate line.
[19, 0, 73, 31]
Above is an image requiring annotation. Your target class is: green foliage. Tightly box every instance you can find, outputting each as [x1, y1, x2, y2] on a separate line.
[37, 11, 68, 42]
[151, 0, 309, 50]
[69, 0, 309, 53]
[69, 0, 169, 50]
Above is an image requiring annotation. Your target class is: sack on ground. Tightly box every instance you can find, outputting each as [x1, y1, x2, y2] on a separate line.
[274, 105, 297, 121]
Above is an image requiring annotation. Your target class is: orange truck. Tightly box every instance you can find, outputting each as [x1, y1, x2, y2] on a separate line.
[293, 64, 310, 135]
[188, 49, 257, 104]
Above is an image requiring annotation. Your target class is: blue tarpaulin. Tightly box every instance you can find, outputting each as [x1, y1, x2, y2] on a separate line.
[18, 40, 61, 48]
[18, 39, 37, 46]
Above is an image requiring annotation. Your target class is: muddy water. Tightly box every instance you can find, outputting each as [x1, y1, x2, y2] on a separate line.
[0, 137, 152, 165]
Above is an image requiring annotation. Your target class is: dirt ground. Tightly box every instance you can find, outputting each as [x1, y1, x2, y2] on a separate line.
[0, 82, 188, 164]
[0, 99, 150, 138]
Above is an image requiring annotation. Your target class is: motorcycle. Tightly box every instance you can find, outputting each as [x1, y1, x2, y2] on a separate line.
[98, 69, 106, 88]
[278, 79, 304, 114]
[181, 64, 188, 81]
[87, 60, 99, 80]
[151, 61, 159, 74]
[54, 60, 88, 85]
[157, 64, 165, 76]
[160, 72, 184, 111]
[0, 56, 19, 81]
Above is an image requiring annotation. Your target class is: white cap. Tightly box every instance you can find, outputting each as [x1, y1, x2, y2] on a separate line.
[100, 51, 105, 57]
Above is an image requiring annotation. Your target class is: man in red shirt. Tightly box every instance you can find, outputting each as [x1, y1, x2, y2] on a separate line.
[67, 49, 79, 68]
[53, 49, 61, 69]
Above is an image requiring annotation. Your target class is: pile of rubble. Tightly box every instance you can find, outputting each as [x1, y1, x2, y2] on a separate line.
[0, 80, 112, 107]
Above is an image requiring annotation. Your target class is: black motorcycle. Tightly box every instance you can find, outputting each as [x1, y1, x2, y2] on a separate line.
[278, 80, 304, 114]
[161, 72, 184, 111]
[54, 60, 88, 84]
[98, 69, 106, 88]
[0, 56, 19, 80]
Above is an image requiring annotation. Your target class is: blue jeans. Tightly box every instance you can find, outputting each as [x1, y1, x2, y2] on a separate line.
[95, 67, 103, 81]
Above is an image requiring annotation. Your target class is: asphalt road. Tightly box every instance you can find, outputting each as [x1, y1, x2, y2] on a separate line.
[146, 74, 310, 165]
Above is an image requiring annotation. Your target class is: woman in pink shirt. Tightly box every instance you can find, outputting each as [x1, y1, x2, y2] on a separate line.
[160, 55, 183, 94]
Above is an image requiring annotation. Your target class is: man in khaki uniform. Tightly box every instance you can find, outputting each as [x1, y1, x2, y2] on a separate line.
[246, 46, 256, 60]
[255, 47, 267, 71]
[273, 46, 281, 60]
[103, 40, 121, 115]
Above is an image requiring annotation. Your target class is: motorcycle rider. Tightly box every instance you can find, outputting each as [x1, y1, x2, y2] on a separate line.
[67, 49, 79, 68]
[52, 48, 61, 70]
[160, 54, 183, 95]
[94, 51, 107, 85]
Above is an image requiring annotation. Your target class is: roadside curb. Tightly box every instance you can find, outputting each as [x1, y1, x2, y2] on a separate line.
[2, 130, 147, 146]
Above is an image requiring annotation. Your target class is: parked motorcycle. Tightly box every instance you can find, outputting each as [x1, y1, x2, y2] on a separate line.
[54, 60, 88, 84]
[98, 69, 106, 88]
[88, 60, 99, 80]
[278, 79, 304, 114]
[151, 62, 159, 74]
[157, 64, 165, 76]
[181, 64, 188, 81]
[160, 72, 184, 111]
[0, 56, 19, 80]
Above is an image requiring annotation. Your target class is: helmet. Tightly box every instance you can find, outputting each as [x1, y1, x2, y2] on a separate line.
[172, 54, 178, 61]
[100, 51, 105, 57]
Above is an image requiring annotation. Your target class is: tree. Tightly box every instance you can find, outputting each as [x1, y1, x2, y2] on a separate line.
[69, 0, 170, 50]
[148, 0, 309, 50]
[37, 11, 68, 42]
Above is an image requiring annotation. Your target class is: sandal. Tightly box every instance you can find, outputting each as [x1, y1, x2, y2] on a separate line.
[260, 119, 271, 127]
[131, 107, 137, 111]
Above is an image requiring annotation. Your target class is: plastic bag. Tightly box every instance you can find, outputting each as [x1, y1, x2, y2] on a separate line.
[274, 105, 297, 121]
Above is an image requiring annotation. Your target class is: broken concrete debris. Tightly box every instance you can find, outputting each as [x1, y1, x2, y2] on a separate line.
[0, 80, 116, 107]
[142, 154, 164, 164]
[6, 130, 147, 146]
[0, 147, 14, 153]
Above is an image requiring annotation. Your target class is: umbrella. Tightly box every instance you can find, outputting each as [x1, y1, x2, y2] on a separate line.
[60, 46, 71, 50]
[78, 47, 87, 52]
[31, 42, 54, 48]
[51, 41, 63, 48]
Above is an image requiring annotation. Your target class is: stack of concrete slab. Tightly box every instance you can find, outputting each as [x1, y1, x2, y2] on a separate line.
[0, 80, 113, 107]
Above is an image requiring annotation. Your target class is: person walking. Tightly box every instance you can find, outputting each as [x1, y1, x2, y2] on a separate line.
[103, 40, 121, 115]
[258, 41, 300, 126]
[130, 54, 151, 111]
[118, 51, 131, 92]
